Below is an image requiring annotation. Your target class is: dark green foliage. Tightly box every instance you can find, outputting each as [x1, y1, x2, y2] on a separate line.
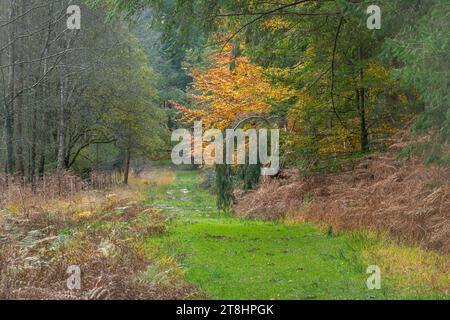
[215, 163, 260, 211]
[235, 164, 261, 191]
[215, 164, 234, 211]
[381, 0, 450, 163]
[199, 168, 216, 192]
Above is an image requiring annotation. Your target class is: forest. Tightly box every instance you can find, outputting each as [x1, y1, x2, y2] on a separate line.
[0, 0, 449, 301]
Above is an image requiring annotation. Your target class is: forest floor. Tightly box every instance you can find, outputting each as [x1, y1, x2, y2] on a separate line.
[144, 166, 449, 300]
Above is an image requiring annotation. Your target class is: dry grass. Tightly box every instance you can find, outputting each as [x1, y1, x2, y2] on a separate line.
[136, 170, 176, 189]
[361, 241, 450, 294]
[0, 170, 202, 300]
[0, 173, 86, 202]
[235, 152, 450, 295]
[0, 170, 128, 209]
[235, 153, 450, 254]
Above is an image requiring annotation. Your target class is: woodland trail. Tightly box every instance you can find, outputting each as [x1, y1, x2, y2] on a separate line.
[144, 167, 446, 300]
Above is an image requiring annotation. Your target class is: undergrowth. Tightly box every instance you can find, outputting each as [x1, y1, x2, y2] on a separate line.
[0, 170, 203, 300]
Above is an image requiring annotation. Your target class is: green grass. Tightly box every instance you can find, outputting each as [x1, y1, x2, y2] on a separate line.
[144, 169, 449, 300]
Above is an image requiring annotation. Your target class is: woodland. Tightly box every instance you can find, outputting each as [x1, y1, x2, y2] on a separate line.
[0, 0, 448, 300]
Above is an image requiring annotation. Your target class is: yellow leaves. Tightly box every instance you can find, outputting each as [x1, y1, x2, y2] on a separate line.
[262, 17, 291, 30]
[365, 62, 409, 109]
[176, 45, 292, 130]
[366, 62, 390, 81]
[266, 66, 291, 79]
[73, 210, 93, 222]
[287, 90, 360, 155]
[399, 94, 408, 104]
[370, 124, 398, 136]
[318, 128, 359, 155]
[362, 244, 450, 295]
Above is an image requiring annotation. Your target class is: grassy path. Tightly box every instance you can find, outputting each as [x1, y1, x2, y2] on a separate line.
[144, 169, 447, 300]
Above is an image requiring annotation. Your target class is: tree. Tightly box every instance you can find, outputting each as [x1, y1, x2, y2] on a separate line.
[173, 42, 291, 130]
[384, 0, 450, 164]
[0, 0, 169, 185]
[87, 38, 168, 184]
[106, 0, 449, 183]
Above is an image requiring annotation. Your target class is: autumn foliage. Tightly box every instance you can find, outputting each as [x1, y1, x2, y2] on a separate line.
[173, 44, 291, 130]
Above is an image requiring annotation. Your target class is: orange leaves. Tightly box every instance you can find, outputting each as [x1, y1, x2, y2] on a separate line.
[175, 46, 290, 130]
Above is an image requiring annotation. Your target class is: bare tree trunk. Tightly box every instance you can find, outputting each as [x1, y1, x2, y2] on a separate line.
[57, 70, 66, 171]
[30, 80, 39, 190]
[5, 1, 16, 174]
[358, 45, 369, 153]
[38, 140, 46, 177]
[14, 0, 26, 176]
[123, 148, 131, 185]
[38, 40, 50, 177]
[14, 62, 25, 176]
[38, 82, 47, 177]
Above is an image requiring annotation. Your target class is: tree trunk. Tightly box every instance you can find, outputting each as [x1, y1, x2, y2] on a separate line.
[5, 2, 16, 174]
[38, 142, 46, 177]
[14, 0, 25, 176]
[38, 44, 49, 178]
[123, 148, 131, 185]
[30, 83, 39, 190]
[358, 45, 369, 153]
[229, 38, 241, 72]
[57, 72, 66, 171]
[14, 63, 25, 176]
